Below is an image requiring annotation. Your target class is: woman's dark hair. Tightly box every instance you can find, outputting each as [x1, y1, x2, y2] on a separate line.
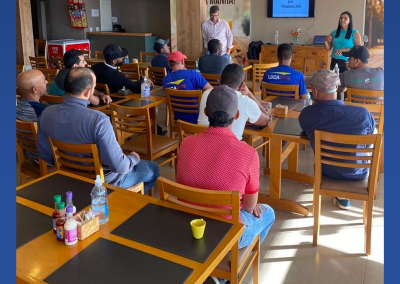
[208, 111, 234, 128]
[335, 11, 353, 39]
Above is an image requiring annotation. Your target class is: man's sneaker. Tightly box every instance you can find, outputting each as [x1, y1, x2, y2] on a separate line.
[334, 197, 350, 210]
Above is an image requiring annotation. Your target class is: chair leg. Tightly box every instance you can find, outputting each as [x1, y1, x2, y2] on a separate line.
[165, 110, 169, 127]
[379, 141, 384, 173]
[363, 201, 367, 224]
[365, 201, 373, 255]
[264, 142, 270, 168]
[147, 188, 154, 197]
[302, 144, 306, 150]
[21, 173, 27, 185]
[253, 236, 260, 284]
[313, 194, 321, 246]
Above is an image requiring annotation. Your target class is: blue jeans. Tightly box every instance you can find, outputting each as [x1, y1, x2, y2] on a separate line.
[238, 204, 275, 249]
[116, 160, 160, 194]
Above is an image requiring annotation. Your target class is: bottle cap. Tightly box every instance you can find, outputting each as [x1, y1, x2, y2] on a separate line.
[95, 175, 103, 187]
[66, 206, 74, 213]
[66, 191, 73, 199]
[57, 202, 65, 210]
[54, 195, 61, 203]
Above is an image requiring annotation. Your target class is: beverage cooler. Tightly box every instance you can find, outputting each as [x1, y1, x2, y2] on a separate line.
[47, 39, 90, 69]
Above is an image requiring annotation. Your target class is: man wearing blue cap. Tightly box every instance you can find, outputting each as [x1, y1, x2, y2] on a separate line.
[151, 38, 171, 74]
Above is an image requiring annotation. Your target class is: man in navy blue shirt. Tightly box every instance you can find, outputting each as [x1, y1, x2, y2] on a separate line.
[198, 39, 230, 74]
[151, 38, 171, 74]
[261, 43, 308, 99]
[299, 69, 376, 209]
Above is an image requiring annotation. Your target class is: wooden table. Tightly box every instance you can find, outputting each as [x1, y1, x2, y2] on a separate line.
[16, 171, 244, 284]
[244, 97, 313, 216]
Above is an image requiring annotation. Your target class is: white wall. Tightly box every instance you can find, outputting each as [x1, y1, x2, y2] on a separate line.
[250, 0, 366, 45]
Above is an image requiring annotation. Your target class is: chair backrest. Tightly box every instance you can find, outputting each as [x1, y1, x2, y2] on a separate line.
[49, 138, 105, 182]
[85, 60, 101, 68]
[139, 52, 156, 63]
[17, 64, 25, 77]
[110, 104, 154, 156]
[40, 94, 64, 105]
[34, 39, 47, 57]
[314, 130, 381, 190]
[252, 63, 279, 94]
[165, 88, 202, 136]
[37, 68, 59, 84]
[148, 66, 167, 86]
[95, 83, 111, 96]
[94, 51, 104, 59]
[347, 88, 384, 104]
[185, 60, 197, 70]
[81, 50, 91, 58]
[16, 120, 48, 176]
[119, 63, 141, 81]
[52, 57, 65, 70]
[157, 177, 240, 222]
[261, 82, 299, 100]
[344, 102, 384, 134]
[29, 56, 48, 69]
[177, 120, 208, 143]
[200, 73, 221, 86]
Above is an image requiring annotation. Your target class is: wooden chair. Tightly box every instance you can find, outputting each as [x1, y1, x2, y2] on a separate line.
[40, 94, 64, 105]
[200, 73, 221, 86]
[37, 68, 59, 84]
[185, 59, 197, 70]
[16, 120, 52, 184]
[147, 66, 167, 86]
[157, 177, 261, 284]
[110, 104, 179, 169]
[347, 88, 384, 104]
[165, 88, 202, 138]
[313, 130, 382, 255]
[17, 64, 25, 77]
[245, 53, 260, 80]
[94, 51, 104, 59]
[95, 83, 111, 96]
[86, 59, 101, 68]
[34, 39, 47, 57]
[252, 63, 279, 95]
[52, 57, 65, 70]
[139, 52, 156, 63]
[177, 120, 208, 143]
[49, 138, 105, 183]
[81, 50, 91, 58]
[261, 82, 300, 100]
[29, 56, 48, 69]
[119, 63, 141, 81]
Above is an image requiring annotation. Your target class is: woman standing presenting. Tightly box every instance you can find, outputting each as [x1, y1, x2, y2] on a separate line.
[324, 11, 362, 73]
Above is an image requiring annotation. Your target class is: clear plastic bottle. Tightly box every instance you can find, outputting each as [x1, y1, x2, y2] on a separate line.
[64, 206, 78, 246]
[124, 55, 129, 64]
[141, 77, 150, 98]
[304, 93, 313, 106]
[56, 202, 66, 241]
[52, 195, 62, 233]
[275, 31, 279, 45]
[65, 191, 76, 216]
[333, 63, 339, 75]
[91, 175, 109, 225]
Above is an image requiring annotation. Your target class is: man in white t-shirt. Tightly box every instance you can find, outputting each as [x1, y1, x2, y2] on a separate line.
[198, 64, 272, 140]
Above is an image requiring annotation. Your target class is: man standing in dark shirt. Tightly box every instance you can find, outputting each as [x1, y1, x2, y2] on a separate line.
[299, 69, 376, 209]
[91, 44, 153, 93]
[151, 38, 171, 74]
[198, 39, 230, 74]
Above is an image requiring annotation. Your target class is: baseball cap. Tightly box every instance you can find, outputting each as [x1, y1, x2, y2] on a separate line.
[305, 69, 340, 93]
[103, 44, 128, 61]
[206, 85, 238, 119]
[342, 46, 369, 63]
[167, 51, 187, 63]
[154, 38, 170, 53]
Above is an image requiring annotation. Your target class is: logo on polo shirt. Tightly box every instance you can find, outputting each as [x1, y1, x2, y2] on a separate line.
[268, 72, 291, 81]
[167, 79, 185, 85]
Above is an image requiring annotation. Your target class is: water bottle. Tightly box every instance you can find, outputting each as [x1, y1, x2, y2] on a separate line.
[141, 77, 150, 98]
[333, 63, 339, 75]
[124, 55, 129, 64]
[304, 93, 312, 106]
[91, 175, 109, 225]
[274, 31, 279, 45]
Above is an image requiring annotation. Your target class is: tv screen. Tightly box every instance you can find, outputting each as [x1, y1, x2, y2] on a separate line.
[267, 0, 315, 18]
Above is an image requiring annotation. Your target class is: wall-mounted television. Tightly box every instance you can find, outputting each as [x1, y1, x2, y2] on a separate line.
[267, 0, 315, 18]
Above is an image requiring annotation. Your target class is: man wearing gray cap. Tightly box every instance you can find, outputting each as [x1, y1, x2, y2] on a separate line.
[177, 85, 275, 269]
[151, 38, 171, 74]
[299, 69, 376, 210]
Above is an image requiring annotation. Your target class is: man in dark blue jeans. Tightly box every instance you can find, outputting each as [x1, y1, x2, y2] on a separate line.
[299, 69, 376, 209]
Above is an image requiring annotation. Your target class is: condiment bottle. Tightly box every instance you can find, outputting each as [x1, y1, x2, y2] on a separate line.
[64, 206, 78, 246]
[52, 195, 62, 233]
[56, 202, 66, 241]
[65, 191, 76, 215]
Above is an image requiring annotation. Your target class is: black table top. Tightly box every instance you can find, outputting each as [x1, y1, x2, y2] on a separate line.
[120, 99, 153, 107]
[17, 174, 114, 211]
[44, 238, 194, 284]
[111, 203, 233, 263]
[273, 117, 305, 136]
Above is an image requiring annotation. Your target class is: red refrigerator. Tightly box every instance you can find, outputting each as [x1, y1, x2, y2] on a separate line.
[47, 39, 90, 69]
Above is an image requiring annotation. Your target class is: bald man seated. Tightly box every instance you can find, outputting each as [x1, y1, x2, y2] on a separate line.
[16, 69, 48, 121]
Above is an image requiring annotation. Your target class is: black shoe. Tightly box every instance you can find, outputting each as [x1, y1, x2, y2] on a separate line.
[157, 124, 168, 136]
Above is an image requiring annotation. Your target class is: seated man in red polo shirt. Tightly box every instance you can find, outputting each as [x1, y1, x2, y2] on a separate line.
[177, 85, 275, 252]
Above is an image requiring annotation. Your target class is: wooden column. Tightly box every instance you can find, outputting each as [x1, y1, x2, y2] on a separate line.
[176, 0, 207, 60]
[17, 0, 35, 65]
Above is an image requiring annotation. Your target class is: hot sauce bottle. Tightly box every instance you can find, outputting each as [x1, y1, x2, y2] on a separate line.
[52, 195, 62, 233]
[56, 202, 66, 241]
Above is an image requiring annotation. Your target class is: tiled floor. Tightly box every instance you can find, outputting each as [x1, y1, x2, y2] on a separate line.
[17, 90, 384, 284]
